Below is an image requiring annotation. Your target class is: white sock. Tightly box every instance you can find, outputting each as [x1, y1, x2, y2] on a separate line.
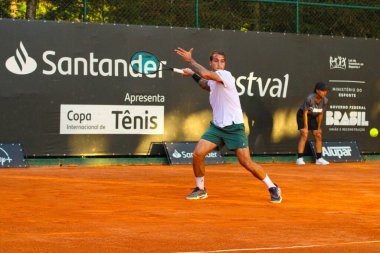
[262, 174, 276, 189]
[195, 177, 205, 190]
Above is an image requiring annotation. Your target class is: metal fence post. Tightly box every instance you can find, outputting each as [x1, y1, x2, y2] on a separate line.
[83, 0, 87, 22]
[195, 0, 199, 28]
[296, 0, 299, 33]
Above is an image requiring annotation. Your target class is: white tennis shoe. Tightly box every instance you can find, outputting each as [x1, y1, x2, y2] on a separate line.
[316, 157, 330, 165]
[296, 157, 305, 165]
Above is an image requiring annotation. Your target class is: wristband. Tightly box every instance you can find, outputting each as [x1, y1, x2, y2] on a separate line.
[192, 73, 201, 83]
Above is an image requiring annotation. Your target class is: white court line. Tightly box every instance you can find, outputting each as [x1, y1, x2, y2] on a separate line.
[329, 80, 366, 83]
[174, 240, 380, 253]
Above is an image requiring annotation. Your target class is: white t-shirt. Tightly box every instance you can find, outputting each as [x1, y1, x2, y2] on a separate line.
[207, 70, 244, 128]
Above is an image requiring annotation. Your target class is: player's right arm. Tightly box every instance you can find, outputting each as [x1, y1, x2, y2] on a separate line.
[198, 79, 210, 91]
[188, 58, 221, 82]
[182, 68, 210, 91]
[175, 47, 222, 83]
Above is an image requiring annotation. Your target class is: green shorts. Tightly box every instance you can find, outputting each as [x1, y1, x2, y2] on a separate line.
[201, 122, 248, 150]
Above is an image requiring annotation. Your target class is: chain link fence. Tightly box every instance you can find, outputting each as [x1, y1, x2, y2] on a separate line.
[1, 0, 379, 38]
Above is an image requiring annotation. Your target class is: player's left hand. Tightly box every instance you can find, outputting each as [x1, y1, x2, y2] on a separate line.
[175, 47, 193, 62]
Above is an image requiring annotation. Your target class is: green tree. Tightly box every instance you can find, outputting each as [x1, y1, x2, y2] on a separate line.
[0, 0, 11, 18]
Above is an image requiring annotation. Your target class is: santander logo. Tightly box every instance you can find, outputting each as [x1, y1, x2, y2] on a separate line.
[5, 41, 37, 75]
[0, 147, 13, 166]
[172, 149, 182, 158]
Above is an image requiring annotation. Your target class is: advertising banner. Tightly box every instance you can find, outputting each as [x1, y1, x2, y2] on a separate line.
[164, 142, 224, 165]
[310, 141, 362, 162]
[0, 143, 28, 168]
[0, 19, 379, 156]
[60, 104, 164, 135]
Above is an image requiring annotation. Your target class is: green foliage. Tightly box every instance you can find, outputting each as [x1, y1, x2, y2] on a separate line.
[38, 0, 83, 21]
[0, 0, 11, 18]
[0, 0, 26, 18]
[2, 0, 379, 38]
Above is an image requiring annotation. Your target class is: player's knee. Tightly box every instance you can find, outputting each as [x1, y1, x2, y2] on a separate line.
[300, 131, 308, 139]
[192, 150, 206, 161]
[238, 156, 252, 168]
[314, 133, 322, 140]
[313, 131, 322, 139]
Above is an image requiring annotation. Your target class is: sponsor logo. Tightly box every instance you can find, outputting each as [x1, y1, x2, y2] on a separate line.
[172, 149, 181, 158]
[60, 104, 164, 134]
[322, 146, 352, 158]
[236, 72, 289, 98]
[5, 41, 169, 78]
[4, 41, 291, 98]
[171, 150, 219, 159]
[329, 56, 364, 70]
[326, 110, 369, 126]
[165, 142, 224, 164]
[330, 56, 347, 70]
[0, 147, 13, 166]
[5, 41, 37, 75]
[310, 107, 323, 113]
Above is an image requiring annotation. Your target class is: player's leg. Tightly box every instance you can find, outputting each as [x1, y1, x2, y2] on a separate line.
[297, 130, 308, 155]
[223, 123, 282, 203]
[296, 109, 308, 165]
[297, 129, 309, 165]
[186, 123, 222, 200]
[186, 139, 217, 200]
[313, 129, 322, 153]
[223, 124, 267, 180]
[235, 147, 282, 203]
[192, 139, 218, 178]
[235, 147, 265, 180]
[312, 129, 329, 165]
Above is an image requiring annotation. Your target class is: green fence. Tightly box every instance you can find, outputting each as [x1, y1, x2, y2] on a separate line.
[1, 0, 379, 38]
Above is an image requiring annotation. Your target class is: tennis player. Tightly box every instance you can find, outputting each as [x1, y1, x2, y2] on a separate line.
[296, 82, 330, 165]
[174, 47, 282, 203]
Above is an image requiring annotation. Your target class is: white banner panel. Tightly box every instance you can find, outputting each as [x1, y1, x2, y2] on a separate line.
[60, 104, 164, 134]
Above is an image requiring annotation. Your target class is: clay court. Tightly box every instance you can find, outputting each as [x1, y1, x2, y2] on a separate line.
[0, 162, 379, 253]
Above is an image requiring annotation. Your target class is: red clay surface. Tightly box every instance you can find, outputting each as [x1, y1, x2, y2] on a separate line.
[0, 162, 379, 253]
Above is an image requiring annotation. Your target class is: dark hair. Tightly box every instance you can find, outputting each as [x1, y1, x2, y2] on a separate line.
[209, 50, 226, 61]
[314, 82, 328, 93]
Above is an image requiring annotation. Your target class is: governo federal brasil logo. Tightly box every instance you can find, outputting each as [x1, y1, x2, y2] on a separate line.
[6, 41, 37, 75]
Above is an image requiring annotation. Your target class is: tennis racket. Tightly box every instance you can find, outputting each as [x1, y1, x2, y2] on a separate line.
[130, 51, 184, 75]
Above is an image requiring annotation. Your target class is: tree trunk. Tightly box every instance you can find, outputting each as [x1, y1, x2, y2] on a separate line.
[254, 2, 260, 31]
[26, 0, 38, 19]
[10, 0, 18, 18]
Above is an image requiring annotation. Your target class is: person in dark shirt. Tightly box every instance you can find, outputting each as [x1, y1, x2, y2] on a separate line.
[296, 82, 330, 165]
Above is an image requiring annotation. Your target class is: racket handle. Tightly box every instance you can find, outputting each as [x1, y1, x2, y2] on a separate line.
[172, 68, 184, 74]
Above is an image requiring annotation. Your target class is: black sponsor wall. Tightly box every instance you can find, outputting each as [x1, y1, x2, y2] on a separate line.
[0, 19, 379, 156]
